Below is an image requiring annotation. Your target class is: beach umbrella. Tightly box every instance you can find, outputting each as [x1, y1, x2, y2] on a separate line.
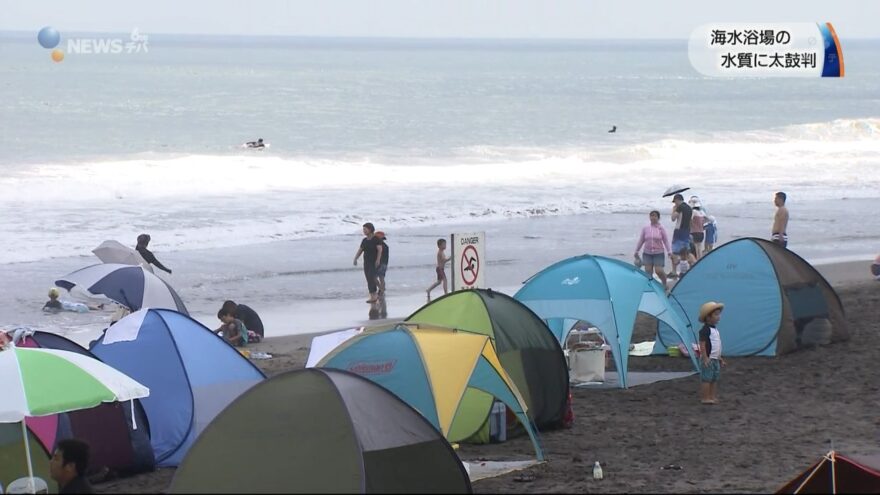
[662, 184, 690, 197]
[92, 240, 154, 273]
[0, 346, 149, 493]
[56, 263, 188, 314]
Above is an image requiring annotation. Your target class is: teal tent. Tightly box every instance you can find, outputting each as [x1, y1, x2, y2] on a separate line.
[658, 238, 848, 356]
[515, 255, 698, 388]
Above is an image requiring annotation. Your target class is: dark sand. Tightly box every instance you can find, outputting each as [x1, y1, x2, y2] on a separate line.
[96, 277, 879, 494]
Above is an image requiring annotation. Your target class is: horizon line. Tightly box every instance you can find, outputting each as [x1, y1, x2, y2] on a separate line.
[3, 29, 879, 42]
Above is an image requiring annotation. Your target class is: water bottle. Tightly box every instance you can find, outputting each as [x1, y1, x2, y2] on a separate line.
[593, 461, 603, 480]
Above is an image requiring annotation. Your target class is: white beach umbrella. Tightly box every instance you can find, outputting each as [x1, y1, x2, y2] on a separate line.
[92, 240, 154, 273]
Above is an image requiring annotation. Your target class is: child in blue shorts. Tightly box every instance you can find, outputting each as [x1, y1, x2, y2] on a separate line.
[698, 301, 726, 405]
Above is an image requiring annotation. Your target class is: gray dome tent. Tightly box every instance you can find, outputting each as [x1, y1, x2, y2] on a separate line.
[170, 368, 471, 494]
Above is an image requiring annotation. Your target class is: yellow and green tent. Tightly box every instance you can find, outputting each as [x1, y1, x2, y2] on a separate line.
[406, 289, 569, 430]
[318, 323, 544, 461]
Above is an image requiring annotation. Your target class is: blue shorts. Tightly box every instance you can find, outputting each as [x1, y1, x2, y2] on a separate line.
[377, 264, 387, 277]
[704, 224, 717, 244]
[641, 252, 665, 268]
[700, 359, 721, 383]
[672, 238, 690, 254]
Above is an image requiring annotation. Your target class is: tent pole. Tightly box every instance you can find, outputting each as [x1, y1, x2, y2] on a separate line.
[831, 451, 837, 494]
[793, 454, 828, 494]
[21, 421, 36, 494]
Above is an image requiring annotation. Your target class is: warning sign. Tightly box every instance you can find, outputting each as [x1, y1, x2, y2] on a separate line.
[451, 232, 485, 291]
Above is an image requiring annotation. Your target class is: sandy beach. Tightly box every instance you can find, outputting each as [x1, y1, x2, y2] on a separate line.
[87, 260, 879, 494]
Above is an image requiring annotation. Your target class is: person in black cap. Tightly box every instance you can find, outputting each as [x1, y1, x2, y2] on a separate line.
[669, 193, 692, 278]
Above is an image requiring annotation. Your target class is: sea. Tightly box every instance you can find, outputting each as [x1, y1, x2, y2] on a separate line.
[1, 34, 878, 341]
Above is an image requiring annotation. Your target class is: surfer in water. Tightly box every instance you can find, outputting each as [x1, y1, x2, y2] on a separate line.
[608, 125, 617, 133]
[245, 138, 265, 149]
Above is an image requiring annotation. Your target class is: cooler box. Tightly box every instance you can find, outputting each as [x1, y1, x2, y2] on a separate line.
[569, 348, 605, 382]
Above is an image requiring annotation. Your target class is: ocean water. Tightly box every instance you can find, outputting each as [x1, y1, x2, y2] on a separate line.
[0, 35, 878, 338]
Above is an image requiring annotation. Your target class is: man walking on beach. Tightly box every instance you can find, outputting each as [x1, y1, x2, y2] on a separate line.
[353, 222, 383, 304]
[670, 194, 692, 277]
[771, 192, 789, 248]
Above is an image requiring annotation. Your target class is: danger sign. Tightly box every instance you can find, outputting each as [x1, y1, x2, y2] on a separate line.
[451, 232, 485, 291]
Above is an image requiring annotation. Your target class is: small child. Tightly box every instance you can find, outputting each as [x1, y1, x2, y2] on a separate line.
[871, 253, 880, 281]
[43, 288, 63, 311]
[698, 301, 726, 405]
[676, 247, 690, 278]
[217, 308, 248, 347]
[43, 287, 102, 313]
[426, 238, 451, 302]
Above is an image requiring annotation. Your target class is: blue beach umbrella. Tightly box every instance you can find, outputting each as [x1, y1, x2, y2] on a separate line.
[56, 263, 188, 314]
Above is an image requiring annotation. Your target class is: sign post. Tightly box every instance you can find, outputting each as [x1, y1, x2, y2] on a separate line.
[451, 232, 485, 291]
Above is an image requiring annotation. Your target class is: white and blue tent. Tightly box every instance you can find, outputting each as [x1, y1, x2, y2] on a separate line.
[515, 255, 698, 388]
[657, 238, 848, 356]
[56, 263, 188, 314]
[90, 309, 265, 467]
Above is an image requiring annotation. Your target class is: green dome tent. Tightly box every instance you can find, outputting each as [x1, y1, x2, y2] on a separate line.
[406, 289, 568, 430]
[170, 368, 471, 494]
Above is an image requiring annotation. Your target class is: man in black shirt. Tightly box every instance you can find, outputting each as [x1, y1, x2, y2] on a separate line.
[135, 234, 172, 274]
[217, 300, 265, 340]
[50, 439, 94, 494]
[353, 222, 383, 303]
[670, 194, 693, 277]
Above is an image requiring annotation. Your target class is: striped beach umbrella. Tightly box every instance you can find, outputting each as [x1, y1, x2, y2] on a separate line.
[56, 263, 188, 314]
[0, 346, 150, 491]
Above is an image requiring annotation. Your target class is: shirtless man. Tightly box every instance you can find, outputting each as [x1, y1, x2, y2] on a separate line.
[771, 192, 789, 248]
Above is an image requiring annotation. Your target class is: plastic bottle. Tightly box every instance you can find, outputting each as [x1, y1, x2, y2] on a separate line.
[593, 461, 603, 480]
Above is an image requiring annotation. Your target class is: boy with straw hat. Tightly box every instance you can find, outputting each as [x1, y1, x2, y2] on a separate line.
[698, 301, 726, 405]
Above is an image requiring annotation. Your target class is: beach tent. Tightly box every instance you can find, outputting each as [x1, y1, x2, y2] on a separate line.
[777, 451, 880, 493]
[0, 423, 53, 494]
[406, 289, 568, 429]
[18, 331, 154, 476]
[658, 238, 848, 356]
[90, 309, 266, 467]
[515, 255, 699, 389]
[56, 263, 188, 314]
[317, 323, 544, 461]
[305, 327, 363, 368]
[170, 368, 472, 494]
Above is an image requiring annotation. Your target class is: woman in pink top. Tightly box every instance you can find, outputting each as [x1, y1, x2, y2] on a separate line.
[635, 210, 673, 288]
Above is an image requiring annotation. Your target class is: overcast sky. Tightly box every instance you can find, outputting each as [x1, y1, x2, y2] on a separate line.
[4, 0, 878, 39]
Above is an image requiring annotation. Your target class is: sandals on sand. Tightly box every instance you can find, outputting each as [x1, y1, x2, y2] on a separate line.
[514, 473, 536, 483]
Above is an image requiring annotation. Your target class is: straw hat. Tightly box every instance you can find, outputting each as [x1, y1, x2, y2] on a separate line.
[698, 301, 724, 323]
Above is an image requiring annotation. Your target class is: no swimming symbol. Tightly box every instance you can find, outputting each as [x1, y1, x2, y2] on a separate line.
[461, 245, 479, 286]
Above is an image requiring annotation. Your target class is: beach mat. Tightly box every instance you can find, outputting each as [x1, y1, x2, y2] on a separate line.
[463, 460, 542, 482]
[629, 341, 655, 356]
[573, 371, 696, 389]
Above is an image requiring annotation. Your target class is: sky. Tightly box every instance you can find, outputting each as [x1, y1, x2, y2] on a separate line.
[2, 0, 879, 39]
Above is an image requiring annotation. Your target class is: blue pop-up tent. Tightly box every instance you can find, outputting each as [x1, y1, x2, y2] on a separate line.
[657, 238, 848, 356]
[515, 255, 698, 388]
[90, 309, 266, 467]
